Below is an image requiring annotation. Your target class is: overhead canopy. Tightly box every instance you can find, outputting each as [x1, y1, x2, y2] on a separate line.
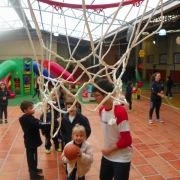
[0, 0, 172, 42]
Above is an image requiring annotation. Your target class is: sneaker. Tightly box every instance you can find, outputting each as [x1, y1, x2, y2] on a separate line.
[5, 119, 8, 123]
[30, 175, 44, 180]
[157, 119, 164, 123]
[128, 109, 134, 112]
[36, 169, 43, 173]
[45, 149, 51, 154]
[56, 148, 62, 152]
[169, 97, 173, 99]
[149, 119, 153, 124]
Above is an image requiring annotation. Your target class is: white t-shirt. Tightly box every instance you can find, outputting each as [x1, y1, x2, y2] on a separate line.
[99, 105, 132, 162]
[69, 115, 75, 123]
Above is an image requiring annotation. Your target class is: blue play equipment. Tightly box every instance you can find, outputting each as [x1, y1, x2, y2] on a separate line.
[33, 61, 54, 78]
[88, 85, 93, 93]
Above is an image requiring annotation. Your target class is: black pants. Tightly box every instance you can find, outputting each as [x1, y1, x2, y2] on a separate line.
[67, 168, 85, 180]
[126, 97, 132, 110]
[0, 104, 8, 119]
[32, 90, 40, 98]
[100, 156, 131, 180]
[166, 87, 172, 97]
[45, 130, 59, 150]
[149, 98, 162, 119]
[58, 131, 65, 151]
[26, 148, 38, 179]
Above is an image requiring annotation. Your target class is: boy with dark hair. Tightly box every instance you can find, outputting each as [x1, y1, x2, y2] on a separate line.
[19, 101, 51, 180]
[69, 88, 82, 113]
[60, 96, 91, 175]
[40, 103, 61, 154]
[125, 81, 133, 111]
[61, 96, 91, 146]
[92, 79, 132, 180]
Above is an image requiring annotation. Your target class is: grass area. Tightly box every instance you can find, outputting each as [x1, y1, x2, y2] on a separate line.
[9, 94, 40, 106]
[8, 81, 149, 106]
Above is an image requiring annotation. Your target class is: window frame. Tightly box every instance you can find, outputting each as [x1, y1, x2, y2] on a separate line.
[147, 55, 154, 63]
[173, 53, 180, 64]
[159, 54, 167, 64]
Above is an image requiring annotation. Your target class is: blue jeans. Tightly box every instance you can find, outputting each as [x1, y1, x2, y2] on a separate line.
[100, 156, 131, 180]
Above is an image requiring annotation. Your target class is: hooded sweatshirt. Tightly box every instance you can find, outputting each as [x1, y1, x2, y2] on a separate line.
[61, 111, 91, 144]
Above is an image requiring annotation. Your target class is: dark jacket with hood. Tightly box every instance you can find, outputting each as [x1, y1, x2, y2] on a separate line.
[19, 114, 50, 148]
[125, 86, 132, 99]
[61, 110, 91, 144]
[166, 79, 175, 89]
[150, 80, 164, 100]
[0, 89, 10, 105]
[40, 110, 58, 135]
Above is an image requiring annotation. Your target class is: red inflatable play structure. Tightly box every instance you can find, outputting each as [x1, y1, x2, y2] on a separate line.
[41, 60, 74, 82]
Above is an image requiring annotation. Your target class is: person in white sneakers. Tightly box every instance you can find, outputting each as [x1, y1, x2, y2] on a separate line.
[149, 72, 164, 124]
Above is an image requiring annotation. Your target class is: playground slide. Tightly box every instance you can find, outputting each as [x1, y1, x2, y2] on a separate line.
[33, 61, 74, 82]
[33, 61, 54, 78]
[50, 62, 74, 82]
[0, 60, 17, 79]
[0, 61, 17, 98]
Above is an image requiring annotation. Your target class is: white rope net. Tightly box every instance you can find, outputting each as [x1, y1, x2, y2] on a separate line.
[18, 0, 165, 135]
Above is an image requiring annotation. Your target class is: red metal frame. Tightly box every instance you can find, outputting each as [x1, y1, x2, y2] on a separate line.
[38, 0, 144, 10]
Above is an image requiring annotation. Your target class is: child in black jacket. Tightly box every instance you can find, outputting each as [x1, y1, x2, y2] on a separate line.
[165, 76, 176, 99]
[60, 96, 91, 175]
[0, 82, 10, 123]
[19, 101, 51, 180]
[40, 103, 61, 154]
[61, 96, 91, 146]
[125, 81, 133, 111]
[32, 82, 40, 100]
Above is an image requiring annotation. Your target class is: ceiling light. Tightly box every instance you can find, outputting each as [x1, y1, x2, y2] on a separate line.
[159, 29, 166, 36]
[176, 37, 180, 45]
[53, 33, 59, 36]
[153, 40, 156, 44]
[142, 32, 149, 35]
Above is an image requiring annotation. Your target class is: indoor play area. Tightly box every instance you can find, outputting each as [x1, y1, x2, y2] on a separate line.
[0, 0, 180, 180]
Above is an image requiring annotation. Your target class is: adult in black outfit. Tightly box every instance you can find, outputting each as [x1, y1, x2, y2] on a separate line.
[149, 72, 164, 124]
